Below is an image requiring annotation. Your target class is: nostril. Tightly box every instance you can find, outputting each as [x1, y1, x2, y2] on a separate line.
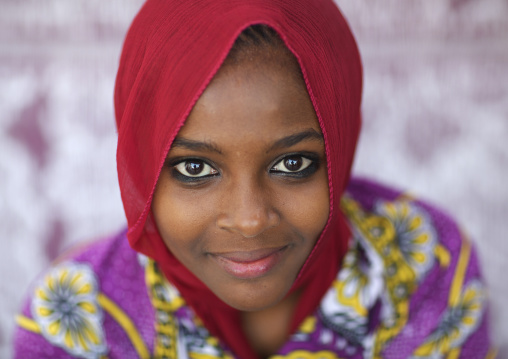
[216, 209, 280, 238]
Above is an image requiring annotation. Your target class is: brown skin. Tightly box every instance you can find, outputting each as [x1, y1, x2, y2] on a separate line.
[152, 48, 329, 355]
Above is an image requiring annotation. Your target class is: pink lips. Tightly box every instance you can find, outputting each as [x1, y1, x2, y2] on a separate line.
[211, 246, 287, 279]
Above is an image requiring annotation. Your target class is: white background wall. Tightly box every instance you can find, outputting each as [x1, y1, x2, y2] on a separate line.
[1, 0, 507, 356]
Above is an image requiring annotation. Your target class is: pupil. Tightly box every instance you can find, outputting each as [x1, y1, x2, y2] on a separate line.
[185, 161, 203, 175]
[285, 157, 302, 171]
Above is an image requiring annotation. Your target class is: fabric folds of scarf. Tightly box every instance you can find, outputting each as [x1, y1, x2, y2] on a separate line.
[114, 1, 362, 358]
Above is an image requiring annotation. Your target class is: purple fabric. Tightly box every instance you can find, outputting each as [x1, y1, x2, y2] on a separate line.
[14, 232, 155, 359]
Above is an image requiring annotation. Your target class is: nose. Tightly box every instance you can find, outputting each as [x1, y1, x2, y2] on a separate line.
[216, 179, 280, 238]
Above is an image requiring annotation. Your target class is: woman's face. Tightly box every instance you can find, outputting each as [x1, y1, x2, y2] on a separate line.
[152, 50, 329, 312]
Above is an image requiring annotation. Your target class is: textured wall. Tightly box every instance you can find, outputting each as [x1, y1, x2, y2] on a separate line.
[1, 0, 507, 356]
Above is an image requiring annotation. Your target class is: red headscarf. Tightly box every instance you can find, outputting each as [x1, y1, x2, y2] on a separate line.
[115, 0, 362, 357]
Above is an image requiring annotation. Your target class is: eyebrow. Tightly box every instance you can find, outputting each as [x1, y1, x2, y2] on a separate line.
[268, 129, 324, 152]
[171, 138, 223, 154]
[171, 129, 323, 155]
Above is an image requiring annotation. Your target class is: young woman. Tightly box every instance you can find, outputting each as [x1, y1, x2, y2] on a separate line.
[14, 0, 493, 358]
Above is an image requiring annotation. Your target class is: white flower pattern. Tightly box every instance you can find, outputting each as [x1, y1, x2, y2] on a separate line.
[31, 262, 107, 359]
[412, 280, 486, 358]
[373, 200, 438, 281]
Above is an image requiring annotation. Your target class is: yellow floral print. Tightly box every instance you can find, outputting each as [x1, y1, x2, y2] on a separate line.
[412, 280, 485, 358]
[31, 262, 107, 359]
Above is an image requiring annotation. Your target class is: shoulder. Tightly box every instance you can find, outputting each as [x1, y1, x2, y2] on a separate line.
[13, 230, 154, 359]
[319, 177, 492, 357]
[343, 177, 482, 283]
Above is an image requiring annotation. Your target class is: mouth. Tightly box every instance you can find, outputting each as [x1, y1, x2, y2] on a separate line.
[210, 246, 288, 280]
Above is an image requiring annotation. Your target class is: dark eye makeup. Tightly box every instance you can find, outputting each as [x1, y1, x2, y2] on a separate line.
[269, 153, 320, 178]
[167, 152, 320, 184]
[167, 158, 219, 183]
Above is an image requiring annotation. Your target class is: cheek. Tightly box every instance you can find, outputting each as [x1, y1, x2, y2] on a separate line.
[280, 176, 330, 241]
[152, 182, 214, 258]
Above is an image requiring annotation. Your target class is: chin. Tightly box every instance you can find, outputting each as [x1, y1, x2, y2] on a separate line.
[213, 279, 291, 312]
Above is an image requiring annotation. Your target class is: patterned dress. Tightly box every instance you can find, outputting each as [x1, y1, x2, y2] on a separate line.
[14, 179, 494, 358]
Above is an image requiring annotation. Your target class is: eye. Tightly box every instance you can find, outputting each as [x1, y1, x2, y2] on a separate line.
[271, 155, 313, 173]
[174, 159, 218, 178]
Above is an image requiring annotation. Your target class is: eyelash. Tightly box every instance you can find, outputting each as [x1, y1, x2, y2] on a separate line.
[269, 154, 319, 178]
[169, 153, 320, 183]
[169, 158, 219, 183]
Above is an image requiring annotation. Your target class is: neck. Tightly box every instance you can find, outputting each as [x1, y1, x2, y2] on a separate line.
[241, 290, 301, 358]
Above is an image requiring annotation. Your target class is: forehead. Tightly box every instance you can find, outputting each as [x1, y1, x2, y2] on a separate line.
[176, 50, 320, 145]
[222, 33, 304, 84]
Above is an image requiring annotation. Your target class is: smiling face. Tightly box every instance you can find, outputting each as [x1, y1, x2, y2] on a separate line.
[152, 46, 330, 312]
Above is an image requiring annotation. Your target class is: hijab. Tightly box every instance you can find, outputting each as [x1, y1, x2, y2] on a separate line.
[114, 0, 362, 357]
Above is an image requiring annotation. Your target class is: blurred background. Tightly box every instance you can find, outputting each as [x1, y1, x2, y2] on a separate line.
[1, 0, 507, 356]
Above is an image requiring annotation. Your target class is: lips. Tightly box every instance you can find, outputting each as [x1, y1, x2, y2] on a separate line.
[210, 246, 288, 279]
